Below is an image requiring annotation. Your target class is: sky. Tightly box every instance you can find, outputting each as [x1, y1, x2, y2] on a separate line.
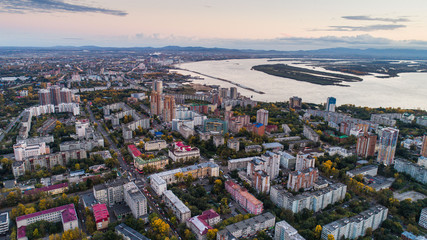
[1, 0, 427, 50]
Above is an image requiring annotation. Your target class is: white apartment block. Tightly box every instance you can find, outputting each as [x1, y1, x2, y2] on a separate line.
[321, 205, 388, 240]
[124, 182, 147, 219]
[295, 153, 315, 171]
[163, 190, 191, 223]
[419, 208, 427, 229]
[13, 142, 49, 161]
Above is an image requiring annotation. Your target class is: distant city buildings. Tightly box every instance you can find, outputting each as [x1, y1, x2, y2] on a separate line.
[421, 135, 427, 158]
[377, 127, 399, 165]
[321, 205, 388, 240]
[326, 97, 336, 112]
[303, 125, 319, 142]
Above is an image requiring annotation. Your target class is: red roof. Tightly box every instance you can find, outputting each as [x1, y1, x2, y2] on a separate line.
[128, 145, 142, 158]
[16, 203, 76, 223]
[24, 182, 68, 195]
[199, 209, 219, 221]
[93, 203, 109, 222]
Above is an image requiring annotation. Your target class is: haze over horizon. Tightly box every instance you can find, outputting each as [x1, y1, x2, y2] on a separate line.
[1, 0, 427, 51]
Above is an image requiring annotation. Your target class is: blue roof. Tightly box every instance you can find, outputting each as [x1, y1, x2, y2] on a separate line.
[155, 131, 163, 136]
[402, 231, 416, 240]
[254, 123, 263, 128]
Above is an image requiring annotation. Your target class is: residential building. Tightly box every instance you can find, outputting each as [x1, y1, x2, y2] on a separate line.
[187, 209, 220, 240]
[295, 153, 315, 171]
[150, 91, 162, 116]
[115, 223, 150, 240]
[162, 95, 176, 122]
[421, 135, 427, 158]
[262, 142, 284, 152]
[261, 151, 281, 178]
[13, 142, 50, 161]
[419, 208, 427, 229]
[93, 178, 128, 207]
[249, 123, 265, 136]
[59, 138, 104, 152]
[321, 205, 388, 240]
[277, 151, 297, 169]
[16, 204, 78, 240]
[134, 156, 168, 171]
[204, 119, 228, 134]
[253, 170, 271, 193]
[257, 109, 269, 126]
[128, 145, 142, 159]
[287, 168, 319, 191]
[163, 190, 191, 223]
[303, 125, 319, 142]
[227, 157, 255, 171]
[150, 162, 219, 196]
[75, 119, 90, 138]
[377, 127, 399, 165]
[270, 183, 347, 213]
[12, 149, 87, 178]
[213, 135, 225, 147]
[0, 212, 9, 235]
[50, 85, 61, 106]
[39, 89, 51, 105]
[93, 203, 110, 230]
[346, 165, 378, 178]
[24, 182, 68, 196]
[356, 132, 377, 158]
[289, 96, 302, 110]
[225, 180, 263, 215]
[418, 156, 427, 168]
[60, 88, 72, 103]
[325, 147, 352, 157]
[217, 212, 275, 240]
[245, 145, 262, 153]
[275, 220, 305, 240]
[154, 80, 163, 93]
[370, 113, 400, 127]
[326, 97, 336, 112]
[227, 138, 240, 151]
[168, 141, 200, 162]
[230, 87, 238, 99]
[394, 159, 427, 184]
[145, 140, 167, 151]
[124, 182, 147, 219]
[401, 231, 427, 240]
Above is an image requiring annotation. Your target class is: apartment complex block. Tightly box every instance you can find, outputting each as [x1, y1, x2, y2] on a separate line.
[93, 203, 110, 230]
[321, 205, 388, 240]
[134, 156, 168, 171]
[356, 132, 377, 158]
[124, 182, 147, 219]
[225, 180, 263, 215]
[287, 168, 319, 191]
[419, 208, 427, 229]
[168, 141, 200, 162]
[217, 212, 275, 240]
[150, 162, 220, 196]
[93, 178, 128, 207]
[163, 190, 191, 223]
[295, 153, 316, 171]
[270, 183, 347, 213]
[256, 109, 269, 126]
[346, 165, 378, 178]
[394, 159, 427, 184]
[145, 139, 168, 151]
[115, 223, 150, 240]
[275, 220, 305, 240]
[377, 127, 399, 165]
[13, 142, 50, 161]
[16, 204, 78, 240]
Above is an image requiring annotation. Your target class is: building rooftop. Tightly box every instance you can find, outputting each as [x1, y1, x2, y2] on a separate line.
[128, 145, 142, 157]
[93, 203, 109, 222]
[16, 203, 77, 223]
[24, 182, 68, 195]
[262, 142, 284, 149]
[164, 190, 190, 214]
[135, 156, 168, 165]
[115, 223, 150, 240]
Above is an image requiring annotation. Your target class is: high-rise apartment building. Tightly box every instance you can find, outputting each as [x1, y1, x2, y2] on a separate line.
[230, 87, 238, 99]
[289, 96, 302, 110]
[60, 88, 72, 103]
[257, 109, 269, 126]
[38, 89, 51, 105]
[219, 88, 229, 98]
[377, 127, 399, 165]
[50, 85, 61, 106]
[295, 153, 315, 171]
[162, 95, 176, 122]
[124, 182, 147, 219]
[421, 135, 427, 158]
[326, 97, 336, 112]
[356, 132, 377, 158]
[153, 80, 163, 93]
[287, 168, 318, 191]
[150, 91, 163, 116]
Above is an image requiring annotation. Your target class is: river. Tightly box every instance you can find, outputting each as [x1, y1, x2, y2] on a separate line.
[174, 58, 427, 110]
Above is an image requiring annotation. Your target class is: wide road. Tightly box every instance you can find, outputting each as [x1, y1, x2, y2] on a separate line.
[85, 104, 129, 172]
[0, 110, 25, 142]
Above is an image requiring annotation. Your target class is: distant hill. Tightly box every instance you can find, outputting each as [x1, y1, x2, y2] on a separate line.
[2, 46, 427, 59]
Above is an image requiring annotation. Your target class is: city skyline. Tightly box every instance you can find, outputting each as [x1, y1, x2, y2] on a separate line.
[1, 0, 427, 50]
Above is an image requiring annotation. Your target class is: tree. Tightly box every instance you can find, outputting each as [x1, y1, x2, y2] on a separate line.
[33, 228, 40, 239]
[407, 224, 419, 235]
[314, 225, 322, 239]
[75, 163, 80, 170]
[327, 234, 335, 240]
[365, 227, 373, 237]
[207, 229, 218, 240]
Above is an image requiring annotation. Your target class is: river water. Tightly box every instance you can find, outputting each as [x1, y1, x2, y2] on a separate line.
[175, 58, 427, 110]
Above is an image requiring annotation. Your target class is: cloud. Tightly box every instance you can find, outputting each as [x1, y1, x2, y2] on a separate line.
[326, 24, 406, 32]
[342, 15, 410, 23]
[0, 0, 127, 16]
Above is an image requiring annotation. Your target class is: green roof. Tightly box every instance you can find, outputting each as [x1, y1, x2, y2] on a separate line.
[135, 156, 168, 165]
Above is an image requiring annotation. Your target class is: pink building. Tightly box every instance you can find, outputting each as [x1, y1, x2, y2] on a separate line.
[187, 209, 220, 240]
[128, 145, 142, 159]
[225, 180, 263, 215]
